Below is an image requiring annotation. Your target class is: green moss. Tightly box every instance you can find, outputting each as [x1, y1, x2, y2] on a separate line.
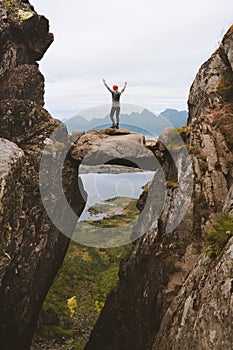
[203, 215, 233, 258]
[217, 69, 233, 102]
[204, 215, 233, 258]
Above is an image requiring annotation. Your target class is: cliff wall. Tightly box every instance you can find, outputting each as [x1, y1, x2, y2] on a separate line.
[0, 1, 85, 349]
[85, 26, 233, 350]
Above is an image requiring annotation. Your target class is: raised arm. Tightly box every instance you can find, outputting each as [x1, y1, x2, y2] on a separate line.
[103, 79, 113, 93]
[121, 81, 127, 94]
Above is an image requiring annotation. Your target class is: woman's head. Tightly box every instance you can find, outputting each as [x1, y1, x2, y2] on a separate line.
[113, 85, 118, 91]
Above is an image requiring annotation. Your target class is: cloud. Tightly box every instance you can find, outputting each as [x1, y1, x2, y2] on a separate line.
[31, 0, 233, 119]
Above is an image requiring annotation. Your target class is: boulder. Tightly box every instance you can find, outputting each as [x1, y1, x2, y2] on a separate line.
[70, 128, 157, 170]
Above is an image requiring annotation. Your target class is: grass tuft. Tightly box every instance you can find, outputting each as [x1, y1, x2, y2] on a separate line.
[203, 215, 233, 258]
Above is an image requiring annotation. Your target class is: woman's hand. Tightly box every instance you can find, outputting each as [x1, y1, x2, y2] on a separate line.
[103, 79, 106, 84]
[125, 81, 127, 85]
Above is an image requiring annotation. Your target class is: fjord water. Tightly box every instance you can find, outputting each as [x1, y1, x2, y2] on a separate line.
[78, 166, 155, 221]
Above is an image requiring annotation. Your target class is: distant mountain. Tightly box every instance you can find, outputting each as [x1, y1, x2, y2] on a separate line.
[64, 108, 188, 136]
[159, 109, 188, 127]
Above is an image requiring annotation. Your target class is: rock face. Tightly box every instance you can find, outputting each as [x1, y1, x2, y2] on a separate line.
[85, 26, 233, 350]
[70, 128, 157, 170]
[153, 237, 233, 350]
[0, 1, 85, 349]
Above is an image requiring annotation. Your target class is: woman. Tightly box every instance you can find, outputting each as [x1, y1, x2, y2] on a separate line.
[103, 79, 127, 129]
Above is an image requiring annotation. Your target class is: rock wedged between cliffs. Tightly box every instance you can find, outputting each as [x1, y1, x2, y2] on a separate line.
[70, 128, 157, 170]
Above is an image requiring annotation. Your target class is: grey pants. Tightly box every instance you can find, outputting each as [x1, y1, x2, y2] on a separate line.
[110, 107, 120, 125]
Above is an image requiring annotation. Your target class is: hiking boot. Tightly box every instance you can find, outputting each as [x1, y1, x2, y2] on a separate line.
[110, 124, 116, 128]
[116, 123, 119, 129]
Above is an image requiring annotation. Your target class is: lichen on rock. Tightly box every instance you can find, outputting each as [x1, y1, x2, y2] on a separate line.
[17, 8, 33, 22]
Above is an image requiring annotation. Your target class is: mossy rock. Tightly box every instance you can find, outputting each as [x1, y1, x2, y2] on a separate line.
[203, 215, 233, 258]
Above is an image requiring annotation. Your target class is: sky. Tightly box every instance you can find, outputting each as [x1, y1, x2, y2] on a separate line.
[31, 0, 233, 120]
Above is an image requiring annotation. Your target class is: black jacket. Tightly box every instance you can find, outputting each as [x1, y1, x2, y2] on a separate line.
[104, 83, 126, 107]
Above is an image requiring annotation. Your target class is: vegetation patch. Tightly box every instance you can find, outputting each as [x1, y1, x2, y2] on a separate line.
[35, 196, 141, 347]
[203, 215, 233, 258]
[35, 242, 131, 348]
[176, 126, 190, 142]
[166, 180, 179, 189]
